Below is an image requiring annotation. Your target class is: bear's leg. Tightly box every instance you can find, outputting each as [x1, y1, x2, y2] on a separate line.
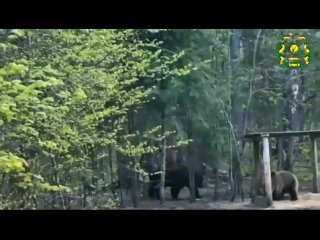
[171, 186, 180, 200]
[288, 189, 298, 201]
[148, 185, 155, 198]
[272, 191, 283, 200]
[148, 181, 160, 199]
[154, 187, 161, 199]
[149, 183, 161, 199]
[195, 187, 201, 199]
[278, 191, 285, 200]
[272, 191, 277, 200]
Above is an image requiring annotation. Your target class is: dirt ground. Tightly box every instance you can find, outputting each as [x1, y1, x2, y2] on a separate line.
[120, 179, 320, 210]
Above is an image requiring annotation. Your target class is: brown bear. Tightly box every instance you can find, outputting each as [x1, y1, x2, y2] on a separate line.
[271, 171, 299, 201]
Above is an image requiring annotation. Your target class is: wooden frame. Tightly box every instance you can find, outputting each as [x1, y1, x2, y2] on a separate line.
[244, 130, 320, 207]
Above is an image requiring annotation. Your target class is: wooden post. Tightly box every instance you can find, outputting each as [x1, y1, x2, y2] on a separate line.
[252, 140, 260, 203]
[311, 136, 319, 193]
[261, 133, 273, 207]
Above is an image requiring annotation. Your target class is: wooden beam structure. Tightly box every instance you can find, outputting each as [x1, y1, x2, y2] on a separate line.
[244, 130, 320, 205]
[261, 133, 273, 207]
[243, 130, 320, 139]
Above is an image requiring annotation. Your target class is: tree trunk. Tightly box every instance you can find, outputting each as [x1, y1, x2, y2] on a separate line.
[214, 167, 219, 201]
[127, 111, 138, 208]
[229, 131, 235, 201]
[277, 137, 284, 171]
[99, 145, 104, 179]
[229, 29, 244, 202]
[281, 69, 302, 171]
[108, 144, 115, 198]
[116, 152, 125, 207]
[298, 69, 307, 142]
[130, 161, 138, 208]
[160, 108, 166, 204]
[230, 29, 243, 134]
[50, 152, 60, 208]
[89, 145, 96, 186]
[82, 182, 87, 209]
[187, 120, 195, 203]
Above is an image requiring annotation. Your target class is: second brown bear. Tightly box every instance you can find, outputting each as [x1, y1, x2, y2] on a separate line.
[271, 170, 299, 201]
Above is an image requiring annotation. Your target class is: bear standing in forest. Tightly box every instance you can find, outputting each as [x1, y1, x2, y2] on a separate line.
[148, 163, 210, 200]
[271, 170, 299, 201]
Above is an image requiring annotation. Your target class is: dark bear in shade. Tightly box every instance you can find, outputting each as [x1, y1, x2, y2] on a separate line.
[271, 171, 299, 201]
[148, 164, 209, 200]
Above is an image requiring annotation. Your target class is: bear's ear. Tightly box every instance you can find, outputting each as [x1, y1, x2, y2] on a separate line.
[202, 162, 213, 172]
[201, 162, 208, 171]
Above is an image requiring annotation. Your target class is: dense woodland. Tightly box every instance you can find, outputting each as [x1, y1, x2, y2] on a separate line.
[0, 29, 319, 209]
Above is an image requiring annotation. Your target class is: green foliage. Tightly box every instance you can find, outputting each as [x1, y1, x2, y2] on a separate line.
[99, 198, 120, 210]
[0, 151, 28, 173]
[0, 151, 72, 209]
[296, 169, 312, 182]
[139, 30, 233, 168]
[0, 29, 189, 209]
[1, 28, 320, 208]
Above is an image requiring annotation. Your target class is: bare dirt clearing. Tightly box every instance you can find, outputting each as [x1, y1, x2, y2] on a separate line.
[123, 193, 320, 210]
[121, 180, 320, 210]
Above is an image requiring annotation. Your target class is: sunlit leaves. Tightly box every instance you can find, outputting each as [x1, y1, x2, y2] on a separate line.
[5, 63, 28, 76]
[7, 29, 26, 41]
[0, 151, 28, 173]
[0, 28, 195, 209]
[71, 88, 87, 104]
[38, 182, 71, 193]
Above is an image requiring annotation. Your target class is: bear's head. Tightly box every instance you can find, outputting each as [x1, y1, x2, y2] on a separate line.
[194, 162, 214, 188]
[199, 162, 213, 176]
